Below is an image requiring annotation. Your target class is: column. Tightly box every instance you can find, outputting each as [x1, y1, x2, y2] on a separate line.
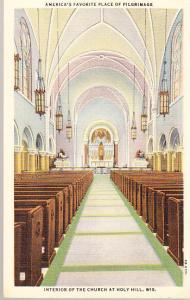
[49, 154, 56, 169]
[152, 152, 157, 170]
[28, 149, 37, 172]
[178, 147, 183, 172]
[40, 151, 46, 171]
[114, 141, 118, 167]
[157, 152, 162, 171]
[167, 151, 173, 172]
[45, 155, 50, 171]
[84, 142, 89, 167]
[14, 146, 22, 173]
[171, 152, 177, 172]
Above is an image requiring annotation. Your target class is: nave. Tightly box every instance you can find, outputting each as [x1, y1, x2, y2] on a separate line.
[41, 174, 182, 287]
[12, 7, 184, 290]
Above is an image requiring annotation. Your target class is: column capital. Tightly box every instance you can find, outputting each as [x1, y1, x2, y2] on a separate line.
[14, 145, 21, 152]
[39, 151, 47, 156]
[167, 150, 174, 154]
[28, 148, 38, 155]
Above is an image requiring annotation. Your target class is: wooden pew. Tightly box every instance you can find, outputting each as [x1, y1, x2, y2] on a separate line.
[14, 222, 23, 286]
[167, 197, 183, 265]
[15, 182, 77, 217]
[14, 189, 68, 242]
[14, 206, 43, 286]
[147, 188, 183, 232]
[141, 186, 183, 223]
[156, 192, 184, 245]
[14, 199, 56, 267]
[15, 184, 74, 225]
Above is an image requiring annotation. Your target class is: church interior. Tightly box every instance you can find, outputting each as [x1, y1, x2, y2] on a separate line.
[14, 7, 183, 287]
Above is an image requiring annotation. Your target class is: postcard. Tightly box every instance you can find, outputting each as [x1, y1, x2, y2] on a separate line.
[3, 0, 190, 298]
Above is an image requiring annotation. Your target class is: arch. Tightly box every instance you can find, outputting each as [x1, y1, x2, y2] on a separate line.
[159, 134, 167, 151]
[83, 120, 119, 143]
[89, 127, 113, 144]
[22, 126, 34, 149]
[148, 137, 153, 153]
[14, 121, 20, 146]
[74, 85, 129, 125]
[49, 136, 55, 153]
[169, 128, 180, 150]
[36, 133, 44, 151]
[51, 52, 150, 109]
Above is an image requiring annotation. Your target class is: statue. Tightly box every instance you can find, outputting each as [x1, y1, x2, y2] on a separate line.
[135, 149, 145, 159]
[98, 142, 104, 160]
[58, 149, 66, 159]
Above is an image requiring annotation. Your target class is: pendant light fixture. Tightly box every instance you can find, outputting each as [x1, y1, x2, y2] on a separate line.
[141, 9, 148, 132]
[131, 65, 137, 140]
[66, 62, 72, 141]
[55, 8, 63, 133]
[14, 53, 20, 90]
[159, 9, 169, 117]
[35, 8, 46, 116]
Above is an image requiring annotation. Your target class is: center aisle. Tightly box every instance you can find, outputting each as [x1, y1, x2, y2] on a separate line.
[41, 175, 182, 286]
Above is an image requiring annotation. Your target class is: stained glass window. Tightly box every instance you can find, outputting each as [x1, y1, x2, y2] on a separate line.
[171, 22, 182, 102]
[19, 17, 32, 101]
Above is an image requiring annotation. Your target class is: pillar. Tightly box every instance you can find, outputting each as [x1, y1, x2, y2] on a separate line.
[40, 152, 46, 171]
[171, 152, 177, 172]
[180, 151, 183, 172]
[49, 154, 56, 169]
[177, 147, 183, 172]
[14, 146, 22, 173]
[45, 155, 50, 171]
[114, 141, 118, 167]
[28, 149, 37, 172]
[21, 146, 29, 171]
[84, 143, 89, 167]
[157, 152, 162, 171]
[167, 151, 173, 172]
[153, 152, 157, 170]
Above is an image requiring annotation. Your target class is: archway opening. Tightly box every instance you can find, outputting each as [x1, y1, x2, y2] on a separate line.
[88, 127, 114, 168]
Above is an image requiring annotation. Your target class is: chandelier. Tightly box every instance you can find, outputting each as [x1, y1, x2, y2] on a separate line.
[35, 9, 46, 116]
[131, 65, 137, 140]
[55, 9, 63, 132]
[141, 9, 148, 132]
[160, 9, 169, 117]
[66, 62, 72, 141]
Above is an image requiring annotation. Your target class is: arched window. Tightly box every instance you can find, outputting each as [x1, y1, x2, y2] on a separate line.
[159, 134, 167, 151]
[19, 17, 32, 101]
[148, 138, 153, 153]
[171, 22, 182, 102]
[170, 128, 180, 150]
[36, 134, 43, 151]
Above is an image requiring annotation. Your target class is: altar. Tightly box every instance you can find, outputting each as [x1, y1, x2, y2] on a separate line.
[90, 160, 113, 168]
[54, 158, 71, 169]
[132, 158, 149, 168]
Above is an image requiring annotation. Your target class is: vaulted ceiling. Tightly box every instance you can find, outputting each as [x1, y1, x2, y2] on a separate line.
[23, 8, 179, 115]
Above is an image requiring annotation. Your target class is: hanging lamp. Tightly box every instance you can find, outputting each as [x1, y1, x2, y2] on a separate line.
[35, 9, 46, 116]
[66, 62, 72, 141]
[141, 9, 148, 132]
[14, 53, 20, 90]
[159, 9, 169, 117]
[55, 9, 63, 133]
[131, 65, 137, 140]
